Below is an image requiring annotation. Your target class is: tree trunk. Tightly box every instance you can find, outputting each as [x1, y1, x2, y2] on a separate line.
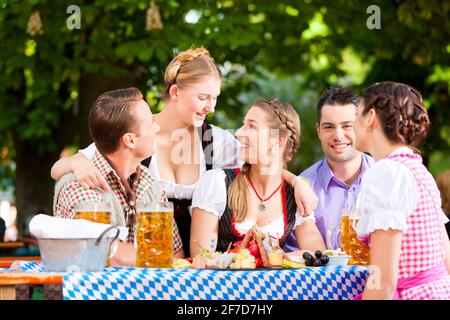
[13, 137, 60, 237]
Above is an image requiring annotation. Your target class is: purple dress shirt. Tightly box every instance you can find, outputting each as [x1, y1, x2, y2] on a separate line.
[284, 153, 374, 252]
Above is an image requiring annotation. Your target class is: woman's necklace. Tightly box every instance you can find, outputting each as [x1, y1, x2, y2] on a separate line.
[246, 174, 283, 213]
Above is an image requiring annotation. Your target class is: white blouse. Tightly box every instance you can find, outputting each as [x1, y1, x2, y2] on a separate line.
[191, 169, 315, 238]
[79, 124, 241, 200]
[355, 147, 449, 236]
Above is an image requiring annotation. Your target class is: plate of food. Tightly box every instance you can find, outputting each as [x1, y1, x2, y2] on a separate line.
[286, 250, 344, 267]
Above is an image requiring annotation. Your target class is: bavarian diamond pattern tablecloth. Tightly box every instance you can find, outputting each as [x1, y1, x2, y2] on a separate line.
[9, 260, 46, 272]
[8, 261, 368, 300]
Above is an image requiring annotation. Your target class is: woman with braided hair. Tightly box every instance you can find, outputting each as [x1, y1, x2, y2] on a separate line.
[190, 98, 325, 257]
[50, 48, 317, 257]
[353, 81, 450, 299]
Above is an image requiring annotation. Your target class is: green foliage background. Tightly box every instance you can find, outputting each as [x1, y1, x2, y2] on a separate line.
[0, 0, 449, 229]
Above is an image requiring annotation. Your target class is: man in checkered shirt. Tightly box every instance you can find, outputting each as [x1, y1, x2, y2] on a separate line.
[53, 87, 184, 264]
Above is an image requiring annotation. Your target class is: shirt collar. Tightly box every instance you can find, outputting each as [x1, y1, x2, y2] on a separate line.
[361, 152, 374, 173]
[355, 153, 373, 184]
[92, 150, 154, 196]
[319, 158, 335, 192]
[319, 153, 371, 192]
[93, 150, 115, 178]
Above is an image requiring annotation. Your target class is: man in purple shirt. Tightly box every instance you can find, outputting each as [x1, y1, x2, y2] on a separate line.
[285, 87, 374, 252]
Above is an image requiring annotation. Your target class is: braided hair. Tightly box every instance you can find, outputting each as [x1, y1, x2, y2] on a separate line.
[361, 82, 430, 149]
[254, 98, 301, 162]
[164, 47, 222, 99]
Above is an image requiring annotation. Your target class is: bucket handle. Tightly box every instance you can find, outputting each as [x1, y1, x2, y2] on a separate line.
[95, 225, 120, 246]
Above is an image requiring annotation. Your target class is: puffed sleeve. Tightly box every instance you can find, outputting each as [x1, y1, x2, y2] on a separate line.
[78, 143, 97, 160]
[191, 169, 228, 218]
[211, 125, 243, 169]
[355, 159, 418, 236]
[293, 210, 316, 229]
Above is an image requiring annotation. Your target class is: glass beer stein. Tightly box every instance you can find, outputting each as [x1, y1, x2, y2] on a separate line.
[340, 207, 351, 254]
[135, 202, 174, 268]
[75, 201, 112, 224]
[75, 201, 112, 266]
[340, 206, 370, 265]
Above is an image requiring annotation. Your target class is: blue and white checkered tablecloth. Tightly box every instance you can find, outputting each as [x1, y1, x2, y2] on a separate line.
[9, 261, 368, 300]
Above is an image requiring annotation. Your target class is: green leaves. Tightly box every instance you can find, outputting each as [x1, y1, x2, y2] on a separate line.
[1, 0, 449, 192]
[116, 40, 160, 64]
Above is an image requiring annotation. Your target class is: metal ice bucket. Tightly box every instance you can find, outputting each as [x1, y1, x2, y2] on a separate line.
[38, 225, 120, 272]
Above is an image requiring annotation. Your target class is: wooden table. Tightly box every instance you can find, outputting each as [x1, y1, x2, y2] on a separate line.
[0, 256, 41, 268]
[0, 257, 62, 300]
[0, 242, 25, 249]
[0, 273, 63, 300]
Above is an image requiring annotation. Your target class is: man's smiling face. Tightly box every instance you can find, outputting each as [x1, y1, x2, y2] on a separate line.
[316, 103, 360, 164]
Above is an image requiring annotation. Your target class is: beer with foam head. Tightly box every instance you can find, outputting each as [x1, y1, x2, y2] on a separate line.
[135, 202, 174, 268]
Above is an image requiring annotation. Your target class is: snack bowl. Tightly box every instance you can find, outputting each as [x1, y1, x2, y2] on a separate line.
[286, 255, 305, 264]
[287, 251, 350, 266]
[326, 255, 351, 266]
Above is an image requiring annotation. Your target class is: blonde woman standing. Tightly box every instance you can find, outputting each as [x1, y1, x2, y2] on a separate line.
[51, 48, 317, 257]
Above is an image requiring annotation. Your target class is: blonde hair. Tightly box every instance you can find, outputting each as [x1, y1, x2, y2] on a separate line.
[164, 47, 222, 99]
[228, 98, 301, 222]
[436, 170, 450, 214]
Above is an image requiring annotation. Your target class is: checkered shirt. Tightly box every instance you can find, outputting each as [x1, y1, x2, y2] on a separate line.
[54, 151, 183, 253]
[387, 152, 450, 299]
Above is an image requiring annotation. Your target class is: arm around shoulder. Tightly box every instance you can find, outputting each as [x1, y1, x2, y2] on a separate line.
[51, 152, 86, 180]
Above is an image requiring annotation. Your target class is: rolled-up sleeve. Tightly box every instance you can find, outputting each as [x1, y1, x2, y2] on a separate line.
[293, 210, 316, 228]
[78, 143, 97, 160]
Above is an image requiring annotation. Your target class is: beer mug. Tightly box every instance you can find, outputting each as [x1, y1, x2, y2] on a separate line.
[340, 207, 351, 254]
[74, 201, 112, 224]
[74, 201, 113, 266]
[347, 206, 370, 265]
[135, 202, 174, 268]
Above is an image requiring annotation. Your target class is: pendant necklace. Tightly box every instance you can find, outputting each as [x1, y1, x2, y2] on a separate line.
[246, 174, 283, 213]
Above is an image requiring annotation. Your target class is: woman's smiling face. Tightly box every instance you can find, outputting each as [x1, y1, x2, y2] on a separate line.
[172, 75, 221, 127]
[235, 106, 279, 165]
